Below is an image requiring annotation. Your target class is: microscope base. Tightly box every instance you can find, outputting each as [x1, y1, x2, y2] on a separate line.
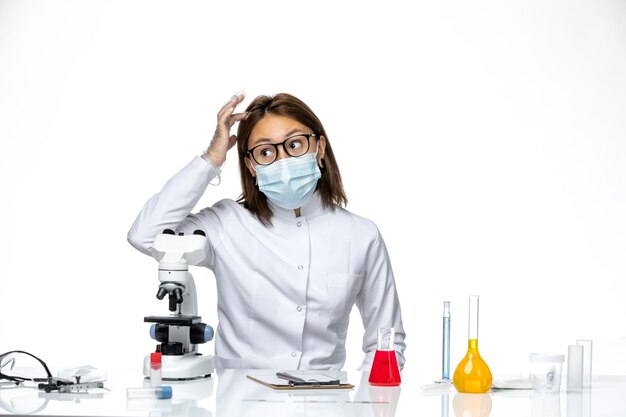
[143, 353, 214, 380]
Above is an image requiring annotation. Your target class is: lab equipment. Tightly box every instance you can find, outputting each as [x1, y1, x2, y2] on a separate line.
[247, 371, 354, 390]
[567, 344, 583, 390]
[0, 350, 52, 384]
[453, 295, 492, 393]
[126, 386, 172, 400]
[0, 351, 107, 393]
[529, 353, 564, 393]
[142, 229, 214, 380]
[441, 301, 451, 382]
[39, 379, 105, 393]
[57, 365, 107, 384]
[275, 372, 340, 387]
[421, 301, 453, 392]
[576, 339, 592, 388]
[368, 327, 401, 386]
[150, 351, 162, 387]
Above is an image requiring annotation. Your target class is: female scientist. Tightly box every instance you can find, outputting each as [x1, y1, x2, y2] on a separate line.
[127, 92, 406, 371]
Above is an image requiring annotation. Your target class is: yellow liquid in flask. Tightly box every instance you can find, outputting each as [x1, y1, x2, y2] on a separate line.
[453, 338, 492, 393]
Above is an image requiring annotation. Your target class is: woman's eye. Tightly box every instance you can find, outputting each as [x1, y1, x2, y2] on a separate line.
[289, 140, 303, 150]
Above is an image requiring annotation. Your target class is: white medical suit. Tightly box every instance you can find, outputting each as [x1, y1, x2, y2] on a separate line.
[128, 156, 406, 370]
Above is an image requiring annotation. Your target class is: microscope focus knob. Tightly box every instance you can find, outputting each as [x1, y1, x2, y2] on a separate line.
[190, 323, 214, 344]
[161, 342, 184, 356]
[149, 324, 169, 343]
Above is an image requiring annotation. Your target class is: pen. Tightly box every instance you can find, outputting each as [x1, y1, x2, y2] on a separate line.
[275, 372, 341, 386]
[276, 372, 306, 383]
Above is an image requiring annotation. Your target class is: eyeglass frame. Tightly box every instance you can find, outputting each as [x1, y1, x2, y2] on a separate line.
[246, 133, 320, 166]
[0, 350, 53, 384]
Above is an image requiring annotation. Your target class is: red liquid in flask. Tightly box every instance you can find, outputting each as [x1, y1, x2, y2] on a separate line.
[368, 349, 401, 386]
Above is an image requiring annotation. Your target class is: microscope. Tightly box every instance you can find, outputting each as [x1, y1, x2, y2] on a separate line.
[143, 229, 214, 380]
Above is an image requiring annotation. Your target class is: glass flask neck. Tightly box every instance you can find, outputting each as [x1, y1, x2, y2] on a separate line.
[376, 327, 395, 351]
[467, 338, 479, 351]
[467, 295, 479, 340]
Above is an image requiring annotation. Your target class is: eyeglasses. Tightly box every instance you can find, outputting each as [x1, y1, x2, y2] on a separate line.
[0, 351, 52, 384]
[247, 133, 319, 166]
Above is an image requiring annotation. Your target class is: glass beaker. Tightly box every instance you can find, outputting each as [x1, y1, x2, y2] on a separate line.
[369, 327, 401, 386]
[453, 295, 492, 393]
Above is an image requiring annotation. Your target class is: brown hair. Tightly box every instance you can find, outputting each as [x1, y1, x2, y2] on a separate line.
[236, 93, 347, 225]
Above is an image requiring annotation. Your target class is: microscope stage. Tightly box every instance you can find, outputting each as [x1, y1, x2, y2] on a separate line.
[144, 315, 202, 325]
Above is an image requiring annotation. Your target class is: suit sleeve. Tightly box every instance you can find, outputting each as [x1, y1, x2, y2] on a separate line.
[126, 156, 223, 268]
[355, 227, 406, 371]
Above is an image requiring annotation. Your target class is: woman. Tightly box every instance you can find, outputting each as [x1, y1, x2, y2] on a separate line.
[128, 91, 406, 370]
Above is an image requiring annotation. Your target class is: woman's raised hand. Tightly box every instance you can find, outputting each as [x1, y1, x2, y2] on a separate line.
[203, 91, 248, 167]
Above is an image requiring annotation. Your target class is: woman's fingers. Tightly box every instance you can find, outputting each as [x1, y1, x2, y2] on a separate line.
[228, 111, 249, 126]
[217, 91, 245, 121]
[205, 91, 247, 166]
[227, 134, 238, 150]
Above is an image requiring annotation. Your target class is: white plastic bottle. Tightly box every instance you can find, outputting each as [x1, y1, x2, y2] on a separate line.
[150, 351, 162, 387]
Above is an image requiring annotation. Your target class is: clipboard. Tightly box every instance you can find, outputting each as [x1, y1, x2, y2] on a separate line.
[246, 372, 354, 390]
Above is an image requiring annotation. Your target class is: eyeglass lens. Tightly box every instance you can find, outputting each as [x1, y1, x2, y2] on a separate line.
[251, 135, 312, 165]
[0, 353, 47, 380]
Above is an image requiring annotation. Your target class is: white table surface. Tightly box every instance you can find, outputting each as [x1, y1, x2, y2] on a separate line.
[1, 368, 624, 417]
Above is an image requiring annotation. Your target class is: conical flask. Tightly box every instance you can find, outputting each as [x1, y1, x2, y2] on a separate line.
[453, 295, 492, 393]
[368, 327, 401, 386]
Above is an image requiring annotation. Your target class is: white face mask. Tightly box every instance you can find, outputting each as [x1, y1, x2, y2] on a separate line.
[255, 151, 321, 210]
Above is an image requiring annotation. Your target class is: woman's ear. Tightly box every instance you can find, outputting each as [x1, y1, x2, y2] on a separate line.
[317, 135, 327, 168]
[245, 157, 256, 178]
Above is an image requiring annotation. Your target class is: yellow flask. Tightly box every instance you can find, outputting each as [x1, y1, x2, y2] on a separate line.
[453, 295, 492, 393]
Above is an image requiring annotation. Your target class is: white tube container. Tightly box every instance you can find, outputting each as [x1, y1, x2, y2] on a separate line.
[576, 339, 593, 388]
[567, 345, 583, 390]
[529, 353, 564, 393]
[150, 352, 162, 388]
[127, 386, 172, 400]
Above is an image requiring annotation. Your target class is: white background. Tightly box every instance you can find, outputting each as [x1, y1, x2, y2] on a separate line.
[1, 0, 625, 382]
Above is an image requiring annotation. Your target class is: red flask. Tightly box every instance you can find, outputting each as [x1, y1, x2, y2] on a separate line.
[368, 327, 401, 386]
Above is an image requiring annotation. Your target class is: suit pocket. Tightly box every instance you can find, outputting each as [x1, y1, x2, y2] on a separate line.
[325, 272, 364, 324]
